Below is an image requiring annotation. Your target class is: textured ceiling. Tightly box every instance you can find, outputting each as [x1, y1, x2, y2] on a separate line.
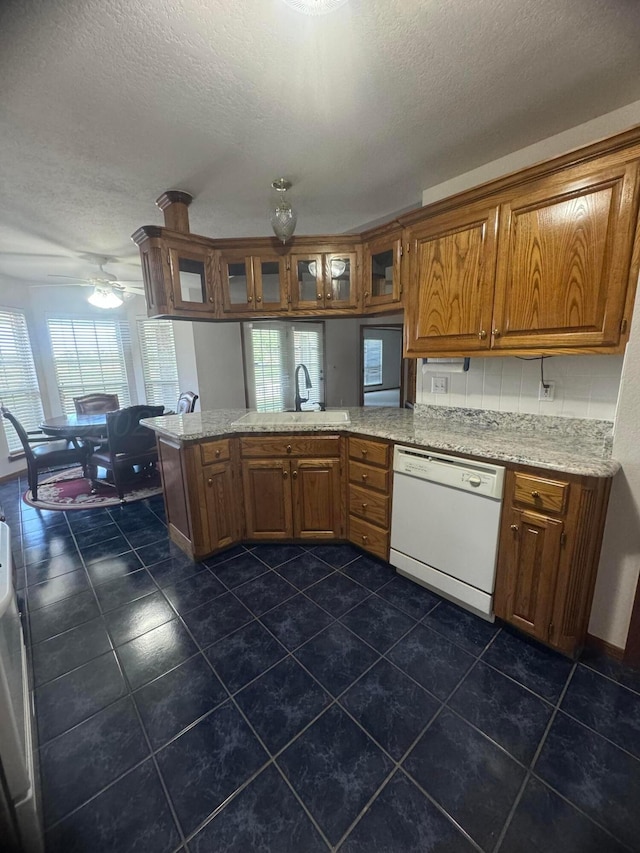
[2, 0, 640, 287]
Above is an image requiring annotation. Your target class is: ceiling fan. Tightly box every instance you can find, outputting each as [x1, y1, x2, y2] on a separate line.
[46, 257, 146, 308]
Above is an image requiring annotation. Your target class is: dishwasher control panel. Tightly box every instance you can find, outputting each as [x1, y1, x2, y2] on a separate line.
[393, 446, 505, 499]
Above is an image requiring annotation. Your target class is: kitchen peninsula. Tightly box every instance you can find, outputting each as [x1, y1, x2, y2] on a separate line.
[143, 406, 615, 656]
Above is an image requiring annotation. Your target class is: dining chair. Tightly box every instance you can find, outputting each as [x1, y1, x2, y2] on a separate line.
[176, 391, 198, 414]
[73, 393, 120, 415]
[1, 406, 89, 501]
[88, 405, 164, 501]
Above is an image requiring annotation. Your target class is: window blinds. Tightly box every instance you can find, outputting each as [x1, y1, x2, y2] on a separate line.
[244, 321, 325, 411]
[137, 319, 180, 410]
[0, 309, 44, 454]
[47, 317, 132, 416]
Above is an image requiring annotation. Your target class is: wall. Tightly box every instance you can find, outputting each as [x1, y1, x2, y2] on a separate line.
[191, 322, 246, 410]
[419, 100, 640, 649]
[363, 326, 403, 392]
[416, 355, 623, 421]
[324, 318, 360, 407]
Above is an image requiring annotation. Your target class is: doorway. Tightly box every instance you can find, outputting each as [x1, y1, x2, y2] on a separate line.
[359, 324, 414, 408]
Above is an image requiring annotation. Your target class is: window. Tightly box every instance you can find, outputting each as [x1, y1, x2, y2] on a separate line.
[243, 321, 325, 411]
[137, 319, 180, 410]
[0, 308, 44, 454]
[47, 317, 132, 415]
[364, 338, 383, 386]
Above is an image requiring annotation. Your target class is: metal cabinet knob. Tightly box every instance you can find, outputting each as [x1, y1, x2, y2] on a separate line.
[316, 293, 323, 300]
[531, 490, 540, 498]
[283, 470, 288, 479]
[215, 449, 221, 458]
[361, 473, 368, 481]
[361, 503, 368, 510]
[510, 524, 519, 531]
[256, 295, 262, 303]
[286, 445, 292, 453]
[247, 295, 253, 302]
[362, 535, 368, 543]
[492, 328, 501, 337]
[364, 291, 370, 299]
[326, 292, 332, 299]
[208, 296, 214, 303]
[478, 330, 487, 340]
[207, 478, 213, 486]
[361, 448, 368, 457]
[292, 470, 298, 479]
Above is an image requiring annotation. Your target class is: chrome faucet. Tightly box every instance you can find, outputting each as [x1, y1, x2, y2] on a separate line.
[294, 363, 312, 411]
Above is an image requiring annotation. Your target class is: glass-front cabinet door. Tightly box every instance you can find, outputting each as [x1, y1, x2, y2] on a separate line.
[253, 256, 287, 311]
[290, 254, 324, 311]
[364, 234, 402, 310]
[166, 244, 214, 314]
[220, 252, 254, 313]
[290, 252, 358, 310]
[325, 253, 357, 309]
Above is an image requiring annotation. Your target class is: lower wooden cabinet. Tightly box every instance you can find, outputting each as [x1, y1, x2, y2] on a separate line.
[494, 467, 611, 657]
[347, 437, 392, 560]
[241, 437, 343, 541]
[203, 460, 238, 551]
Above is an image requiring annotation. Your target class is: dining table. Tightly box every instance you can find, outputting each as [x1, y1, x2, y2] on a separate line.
[38, 413, 111, 439]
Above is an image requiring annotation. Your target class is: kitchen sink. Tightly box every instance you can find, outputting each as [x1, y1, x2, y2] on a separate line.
[232, 410, 350, 426]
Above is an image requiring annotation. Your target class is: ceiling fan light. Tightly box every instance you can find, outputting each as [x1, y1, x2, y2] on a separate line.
[88, 286, 123, 309]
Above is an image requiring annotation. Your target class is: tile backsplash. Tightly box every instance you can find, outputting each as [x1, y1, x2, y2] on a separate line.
[415, 355, 623, 421]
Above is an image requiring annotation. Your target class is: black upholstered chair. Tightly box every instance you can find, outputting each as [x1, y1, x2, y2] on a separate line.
[176, 391, 198, 414]
[73, 393, 120, 415]
[1, 406, 89, 501]
[89, 405, 163, 501]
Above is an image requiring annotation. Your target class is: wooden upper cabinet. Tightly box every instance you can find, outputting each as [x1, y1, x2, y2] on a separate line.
[166, 241, 216, 315]
[290, 251, 359, 311]
[404, 202, 499, 355]
[363, 231, 403, 311]
[220, 251, 287, 314]
[492, 161, 640, 350]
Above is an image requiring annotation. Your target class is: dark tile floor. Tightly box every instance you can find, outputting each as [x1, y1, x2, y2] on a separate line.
[3, 474, 640, 852]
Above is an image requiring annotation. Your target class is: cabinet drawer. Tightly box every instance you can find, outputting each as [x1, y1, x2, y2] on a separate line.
[349, 437, 390, 468]
[200, 439, 231, 465]
[349, 484, 390, 528]
[349, 516, 389, 561]
[349, 460, 390, 493]
[240, 436, 340, 458]
[513, 473, 569, 514]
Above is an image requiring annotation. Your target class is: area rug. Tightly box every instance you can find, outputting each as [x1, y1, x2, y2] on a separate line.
[23, 466, 163, 510]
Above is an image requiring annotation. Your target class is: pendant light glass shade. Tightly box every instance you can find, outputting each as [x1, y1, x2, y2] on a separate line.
[308, 259, 346, 277]
[270, 178, 297, 244]
[88, 286, 123, 309]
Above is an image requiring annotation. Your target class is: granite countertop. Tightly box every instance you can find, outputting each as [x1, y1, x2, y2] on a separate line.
[142, 406, 619, 478]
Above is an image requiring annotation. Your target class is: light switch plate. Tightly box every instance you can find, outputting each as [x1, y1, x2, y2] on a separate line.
[431, 376, 448, 394]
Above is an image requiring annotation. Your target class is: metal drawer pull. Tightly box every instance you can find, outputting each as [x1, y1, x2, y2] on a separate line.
[361, 473, 368, 481]
[361, 503, 368, 509]
[531, 490, 540, 498]
[286, 445, 292, 453]
[215, 449, 221, 458]
[362, 535, 368, 543]
[361, 448, 368, 457]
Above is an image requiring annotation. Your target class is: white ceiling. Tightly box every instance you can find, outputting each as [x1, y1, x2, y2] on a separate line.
[2, 0, 640, 288]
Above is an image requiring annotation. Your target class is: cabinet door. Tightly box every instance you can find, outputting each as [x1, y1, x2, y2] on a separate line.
[325, 253, 358, 309]
[404, 203, 499, 355]
[494, 507, 563, 643]
[290, 254, 324, 311]
[292, 459, 342, 539]
[364, 235, 402, 310]
[220, 252, 255, 313]
[242, 459, 292, 539]
[252, 256, 287, 311]
[203, 461, 238, 551]
[492, 162, 640, 350]
[166, 244, 215, 314]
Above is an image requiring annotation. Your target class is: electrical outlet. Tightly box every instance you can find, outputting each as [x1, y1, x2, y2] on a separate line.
[431, 376, 448, 394]
[539, 380, 555, 401]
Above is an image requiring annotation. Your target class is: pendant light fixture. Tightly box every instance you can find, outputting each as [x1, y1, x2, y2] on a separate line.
[270, 178, 297, 244]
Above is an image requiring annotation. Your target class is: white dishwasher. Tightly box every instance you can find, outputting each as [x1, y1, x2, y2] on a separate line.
[390, 446, 505, 620]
